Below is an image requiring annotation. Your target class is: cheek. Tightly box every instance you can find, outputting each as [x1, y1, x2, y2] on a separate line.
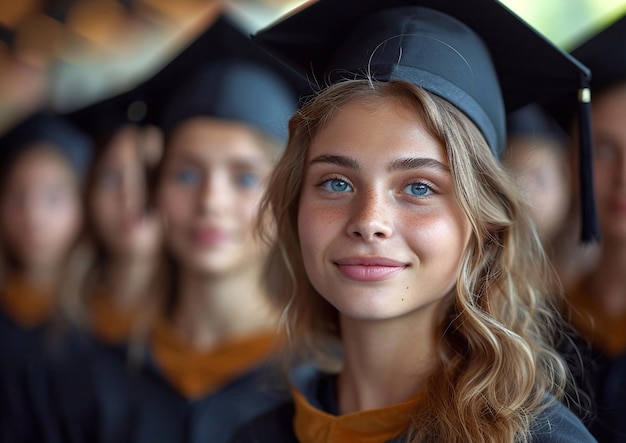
[46, 201, 83, 241]
[91, 192, 118, 228]
[404, 210, 470, 265]
[159, 185, 196, 226]
[297, 202, 340, 269]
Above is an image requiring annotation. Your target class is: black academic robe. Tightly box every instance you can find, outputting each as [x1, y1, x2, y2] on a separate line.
[0, 309, 59, 443]
[587, 349, 626, 443]
[230, 365, 598, 443]
[51, 339, 289, 443]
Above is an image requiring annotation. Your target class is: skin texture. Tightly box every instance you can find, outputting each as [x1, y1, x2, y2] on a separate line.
[297, 97, 472, 412]
[90, 126, 161, 260]
[0, 145, 83, 279]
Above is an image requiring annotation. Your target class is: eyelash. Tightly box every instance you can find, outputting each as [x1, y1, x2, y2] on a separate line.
[316, 175, 352, 193]
[315, 175, 439, 197]
[403, 179, 438, 197]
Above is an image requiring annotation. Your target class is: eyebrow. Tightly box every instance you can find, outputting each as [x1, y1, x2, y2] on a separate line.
[309, 154, 449, 173]
[388, 157, 450, 173]
[309, 155, 361, 171]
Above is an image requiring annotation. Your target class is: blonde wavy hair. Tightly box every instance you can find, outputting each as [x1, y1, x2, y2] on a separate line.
[259, 79, 577, 442]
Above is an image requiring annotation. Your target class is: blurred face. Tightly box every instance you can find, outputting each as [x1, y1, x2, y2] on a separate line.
[591, 85, 626, 242]
[158, 117, 274, 276]
[0, 146, 83, 272]
[298, 98, 472, 323]
[90, 126, 161, 259]
[505, 138, 570, 242]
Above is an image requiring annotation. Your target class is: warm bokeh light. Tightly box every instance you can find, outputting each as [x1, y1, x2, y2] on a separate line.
[1, 0, 626, 135]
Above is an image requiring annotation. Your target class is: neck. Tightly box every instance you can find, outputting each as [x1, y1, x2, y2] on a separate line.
[100, 255, 156, 309]
[171, 264, 278, 350]
[586, 243, 626, 314]
[18, 266, 59, 293]
[337, 310, 440, 414]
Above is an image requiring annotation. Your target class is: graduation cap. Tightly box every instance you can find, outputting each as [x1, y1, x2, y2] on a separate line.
[0, 112, 93, 179]
[507, 104, 567, 145]
[253, 0, 599, 242]
[158, 15, 303, 143]
[572, 13, 626, 95]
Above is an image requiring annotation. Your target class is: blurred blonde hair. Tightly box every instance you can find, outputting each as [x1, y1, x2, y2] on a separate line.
[259, 79, 577, 442]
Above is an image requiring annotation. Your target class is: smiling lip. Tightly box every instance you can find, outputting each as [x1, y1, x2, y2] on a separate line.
[191, 227, 230, 246]
[334, 257, 407, 282]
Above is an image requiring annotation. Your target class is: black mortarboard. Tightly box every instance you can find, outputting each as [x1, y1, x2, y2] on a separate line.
[64, 87, 151, 143]
[572, 13, 626, 95]
[253, 0, 599, 242]
[0, 112, 93, 178]
[548, 14, 626, 132]
[507, 104, 567, 145]
[158, 15, 302, 143]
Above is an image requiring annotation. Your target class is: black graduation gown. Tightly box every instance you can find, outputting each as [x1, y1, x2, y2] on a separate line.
[51, 338, 289, 443]
[0, 309, 59, 443]
[587, 349, 626, 443]
[229, 365, 598, 443]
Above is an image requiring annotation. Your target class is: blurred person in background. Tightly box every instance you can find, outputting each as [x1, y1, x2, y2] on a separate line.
[560, 14, 626, 443]
[503, 104, 582, 285]
[49, 15, 304, 443]
[83, 123, 162, 348]
[68, 104, 164, 350]
[0, 111, 92, 443]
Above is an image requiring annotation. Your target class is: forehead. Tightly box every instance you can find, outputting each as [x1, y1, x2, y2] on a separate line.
[307, 95, 445, 162]
[166, 117, 274, 164]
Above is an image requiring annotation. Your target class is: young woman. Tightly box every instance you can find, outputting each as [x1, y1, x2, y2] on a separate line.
[0, 112, 92, 443]
[230, 1, 597, 442]
[81, 123, 162, 348]
[560, 14, 626, 443]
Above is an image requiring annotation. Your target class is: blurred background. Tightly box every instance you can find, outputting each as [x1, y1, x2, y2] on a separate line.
[1, 0, 626, 135]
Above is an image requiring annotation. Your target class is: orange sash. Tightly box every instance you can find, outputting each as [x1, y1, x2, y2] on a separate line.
[0, 273, 54, 328]
[293, 385, 423, 443]
[151, 319, 278, 398]
[566, 282, 626, 357]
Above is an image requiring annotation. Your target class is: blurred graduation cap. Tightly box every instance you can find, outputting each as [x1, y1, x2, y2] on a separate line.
[549, 14, 626, 133]
[66, 14, 304, 146]
[253, 0, 599, 242]
[157, 15, 304, 143]
[0, 112, 93, 179]
[573, 13, 626, 96]
[507, 104, 567, 146]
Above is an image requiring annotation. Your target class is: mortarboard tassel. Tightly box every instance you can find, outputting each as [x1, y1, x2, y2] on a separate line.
[578, 82, 601, 243]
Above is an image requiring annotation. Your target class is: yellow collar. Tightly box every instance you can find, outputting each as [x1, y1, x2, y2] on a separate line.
[292, 383, 423, 443]
[0, 273, 55, 328]
[567, 280, 626, 357]
[150, 319, 279, 398]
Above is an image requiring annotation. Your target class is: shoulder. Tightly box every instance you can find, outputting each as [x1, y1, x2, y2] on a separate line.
[228, 401, 297, 443]
[530, 398, 597, 442]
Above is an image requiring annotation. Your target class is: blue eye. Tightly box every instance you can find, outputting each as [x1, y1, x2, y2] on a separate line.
[321, 178, 352, 193]
[235, 172, 260, 189]
[175, 169, 201, 186]
[404, 182, 432, 196]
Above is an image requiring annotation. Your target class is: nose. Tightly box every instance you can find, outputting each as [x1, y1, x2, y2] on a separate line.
[346, 189, 393, 241]
[119, 177, 143, 213]
[198, 172, 230, 215]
